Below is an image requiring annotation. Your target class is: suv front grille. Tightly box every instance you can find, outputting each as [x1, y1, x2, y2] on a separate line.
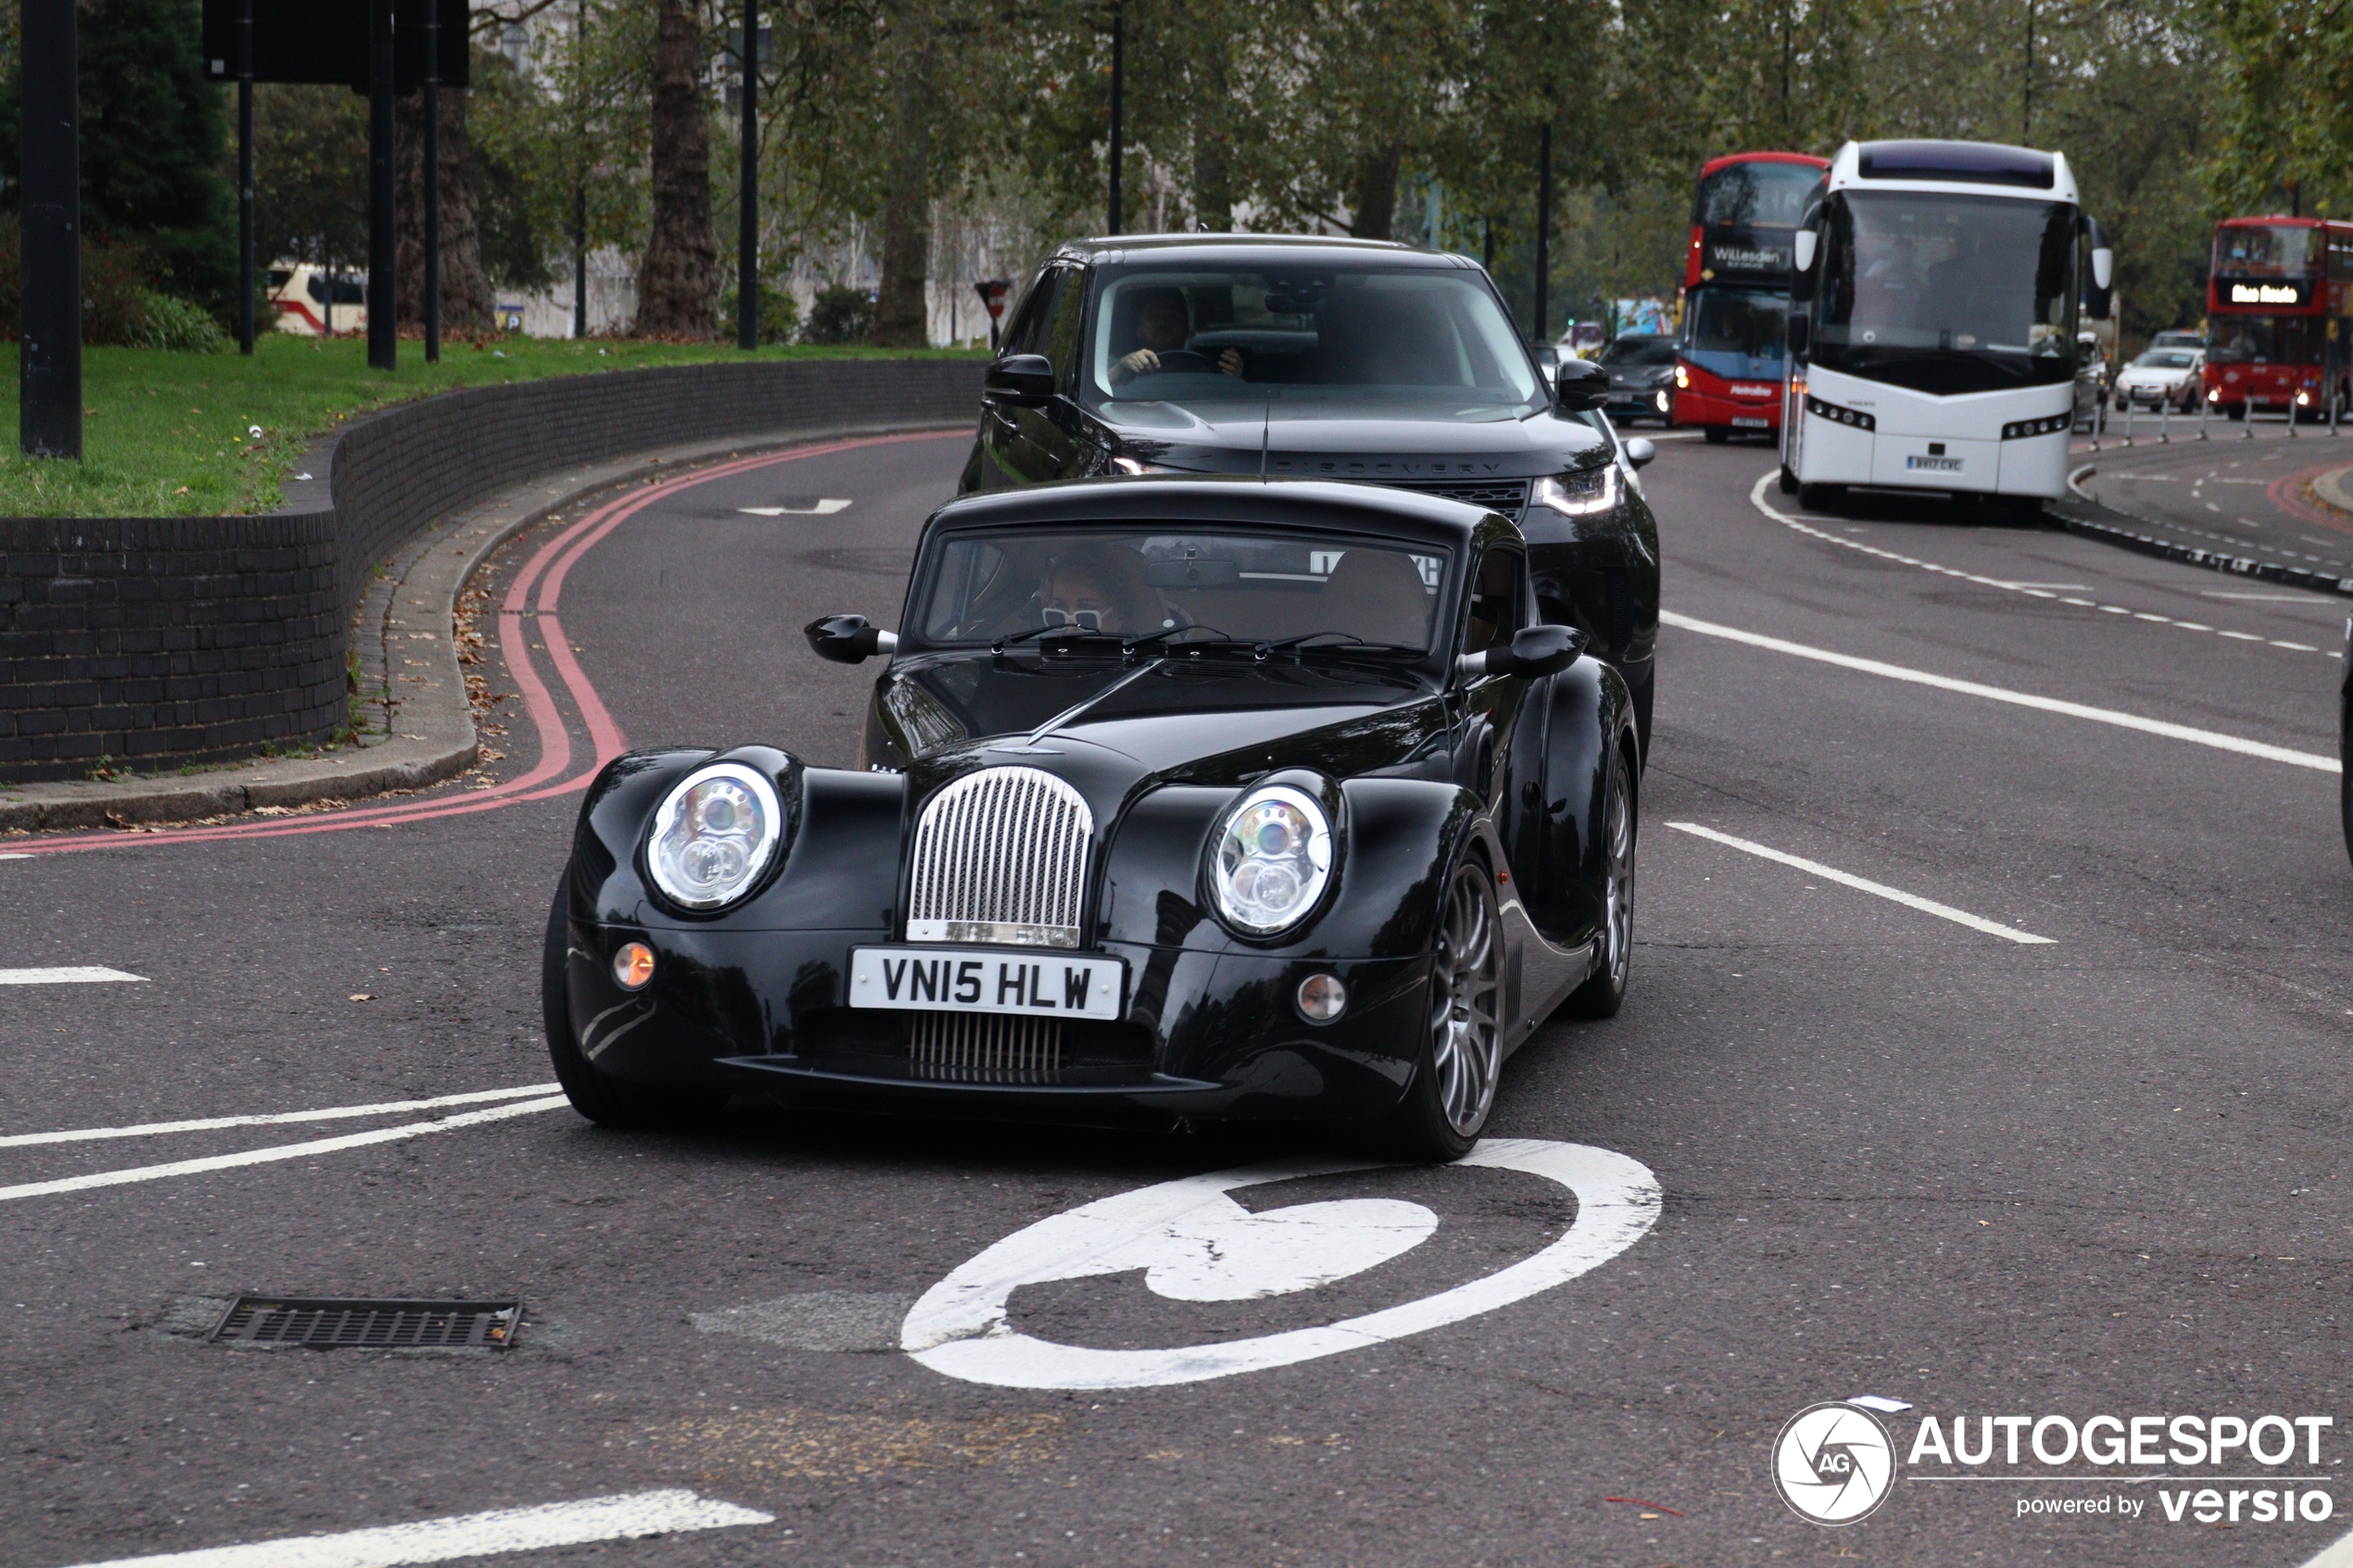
[1372, 477, 1531, 512]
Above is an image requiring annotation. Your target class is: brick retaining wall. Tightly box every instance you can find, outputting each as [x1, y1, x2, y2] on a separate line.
[0, 358, 982, 782]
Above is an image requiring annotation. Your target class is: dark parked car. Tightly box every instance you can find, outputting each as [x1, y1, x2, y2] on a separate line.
[1597, 333, 1680, 426]
[960, 235, 1661, 752]
[545, 480, 1642, 1160]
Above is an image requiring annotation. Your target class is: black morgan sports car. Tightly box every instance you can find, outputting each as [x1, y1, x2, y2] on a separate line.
[545, 478, 1640, 1160]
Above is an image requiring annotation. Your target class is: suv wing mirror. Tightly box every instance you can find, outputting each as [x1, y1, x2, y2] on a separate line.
[1554, 358, 1607, 412]
[984, 353, 1057, 406]
[805, 613, 899, 664]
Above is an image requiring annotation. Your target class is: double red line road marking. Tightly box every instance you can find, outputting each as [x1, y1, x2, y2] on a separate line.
[16, 431, 957, 858]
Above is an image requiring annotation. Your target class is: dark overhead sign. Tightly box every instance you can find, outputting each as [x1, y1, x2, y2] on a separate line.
[200, 0, 469, 93]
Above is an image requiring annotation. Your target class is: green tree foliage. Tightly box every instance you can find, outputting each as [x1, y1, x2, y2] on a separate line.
[2207, 0, 2353, 217]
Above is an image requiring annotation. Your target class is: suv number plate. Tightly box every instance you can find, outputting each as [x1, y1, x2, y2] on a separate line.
[849, 947, 1126, 1021]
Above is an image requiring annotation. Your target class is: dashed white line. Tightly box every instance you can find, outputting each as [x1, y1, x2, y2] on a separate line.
[53, 1489, 774, 1568]
[1667, 822, 2055, 944]
[1659, 608, 2341, 774]
[1747, 471, 2336, 657]
[0, 967, 145, 985]
[0, 1096, 571, 1204]
[0, 1085, 562, 1149]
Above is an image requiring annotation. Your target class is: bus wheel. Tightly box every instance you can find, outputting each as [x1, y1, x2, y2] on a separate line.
[1797, 483, 1843, 511]
[1703, 426, 1730, 445]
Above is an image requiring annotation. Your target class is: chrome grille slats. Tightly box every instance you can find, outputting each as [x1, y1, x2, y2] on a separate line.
[906, 766, 1092, 947]
[909, 1011, 1064, 1084]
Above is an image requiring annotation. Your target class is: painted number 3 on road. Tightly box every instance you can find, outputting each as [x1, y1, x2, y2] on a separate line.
[901, 1138, 1661, 1390]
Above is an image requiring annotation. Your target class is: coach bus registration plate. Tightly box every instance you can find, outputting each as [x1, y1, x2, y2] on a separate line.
[849, 947, 1126, 1021]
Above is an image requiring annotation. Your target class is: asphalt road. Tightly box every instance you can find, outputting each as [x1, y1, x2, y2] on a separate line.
[5, 426, 2351, 1568]
[2072, 418, 2353, 582]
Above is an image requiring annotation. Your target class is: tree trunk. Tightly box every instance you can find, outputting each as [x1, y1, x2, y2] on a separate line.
[636, 0, 719, 337]
[396, 88, 494, 332]
[874, 0, 931, 347]
[1352, 141, 1404, 241]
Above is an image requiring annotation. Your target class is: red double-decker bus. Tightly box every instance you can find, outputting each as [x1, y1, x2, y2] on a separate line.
[2202, 216, 2353, 420]
[1675, 151, 1830, 441]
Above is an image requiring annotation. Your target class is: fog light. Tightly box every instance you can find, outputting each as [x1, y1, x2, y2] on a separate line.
[613, 942, 655, 990]
[1296, 972, 1347, 1022]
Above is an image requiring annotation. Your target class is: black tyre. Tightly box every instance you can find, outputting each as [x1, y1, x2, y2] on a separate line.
[1703, 425, 1730, 445]
[542, 885, 724, 1129]
[1563, 742, 1636, 1021]
[1382, 854, 1504, 1162]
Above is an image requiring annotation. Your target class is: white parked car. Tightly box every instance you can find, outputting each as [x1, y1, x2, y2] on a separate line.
[2113, 345, 2204, 411]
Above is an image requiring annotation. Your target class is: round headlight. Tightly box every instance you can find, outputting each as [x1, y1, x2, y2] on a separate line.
[1212, 784, 1334, 935]
[647, 761, 784, 909]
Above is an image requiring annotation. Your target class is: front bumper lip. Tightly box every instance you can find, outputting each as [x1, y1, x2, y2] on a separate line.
[719, 1057, 1223, 1095]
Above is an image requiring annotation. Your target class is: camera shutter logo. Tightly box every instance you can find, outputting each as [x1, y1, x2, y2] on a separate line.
[1774, 1402, 1898, 1524]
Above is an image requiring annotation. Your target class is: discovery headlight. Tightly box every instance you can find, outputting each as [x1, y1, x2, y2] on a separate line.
[1531, 464, 1620, 517]
[647, 761, 785, 909]
[1211, 784, 1335, 935]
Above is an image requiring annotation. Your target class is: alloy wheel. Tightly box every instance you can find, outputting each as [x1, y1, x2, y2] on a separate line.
[1428, 860, 1503, 1137]
[1597, 753, 1636, 990]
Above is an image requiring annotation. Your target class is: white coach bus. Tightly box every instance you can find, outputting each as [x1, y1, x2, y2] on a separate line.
[1780, 139, 2113, 516]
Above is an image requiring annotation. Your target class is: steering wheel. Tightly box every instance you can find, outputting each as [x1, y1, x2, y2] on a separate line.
[1146, 348, 1212, 373]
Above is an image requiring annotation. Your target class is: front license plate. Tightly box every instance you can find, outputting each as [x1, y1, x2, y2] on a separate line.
[849, 947, 1126, 1021]
[1730, 416, 1769, 428]
[1906, 456, 1964, 471]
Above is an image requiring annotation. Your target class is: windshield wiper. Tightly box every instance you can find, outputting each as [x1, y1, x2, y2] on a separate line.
[992, 624, 1124, 655]
[1119, 624, 1236, 657]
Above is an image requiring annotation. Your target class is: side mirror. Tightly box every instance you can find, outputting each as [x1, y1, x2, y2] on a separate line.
[1793, 229, 1818, 273]
[805, 613, 899, 665]
[1787, 313, 1811, 358]
[983, 353, 1056, 406]
[1455, 623, 1587, 682]
[2083, 215, 2115, 320]
[1622, 436, 1656, 470]
[1554, 358, 1607, 412]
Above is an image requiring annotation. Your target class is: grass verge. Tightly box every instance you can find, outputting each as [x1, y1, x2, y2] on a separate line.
[0, 335, 983, 519]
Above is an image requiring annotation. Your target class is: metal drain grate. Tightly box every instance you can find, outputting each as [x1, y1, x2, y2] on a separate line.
[208, 1297, 522, 1349]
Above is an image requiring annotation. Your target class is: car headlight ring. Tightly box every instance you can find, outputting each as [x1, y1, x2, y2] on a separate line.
[646, 761, 786, 910]
[1211, 784, 1335, 936]
[1531, 464, 1620, 518]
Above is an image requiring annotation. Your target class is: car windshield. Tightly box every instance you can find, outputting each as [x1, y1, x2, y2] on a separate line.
[915, 528, 1447, 651]
[1814, 191, 2078, 395]
[1081, 267, 1544, 417]
[1602, 336, 1680, 367]
[1686, 289, 1787, 358]
[2135, 350, 2196, 369]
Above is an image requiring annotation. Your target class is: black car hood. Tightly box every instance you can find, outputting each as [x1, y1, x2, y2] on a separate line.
[877, 652, 1450, 814]
[1091, 395, 1610, 481]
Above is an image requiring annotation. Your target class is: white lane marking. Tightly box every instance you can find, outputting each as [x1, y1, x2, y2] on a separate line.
[1665, 822, 2054, 945]
[1746, 471, 2329, 656]
[0, 1085, 562, 1149]
[0, 1096, 571, 1204]
[2298, 1522, 2353, 1567]
[2203, 590, 2334, 601]
[53, 1488, 773, 1568]
[1659, 608, 2341, 774]
[0, 853, 31, 860]
[905, 1138, 1659, 1390]
[0, 967, 145, 985]
[737, 498, 851, 516]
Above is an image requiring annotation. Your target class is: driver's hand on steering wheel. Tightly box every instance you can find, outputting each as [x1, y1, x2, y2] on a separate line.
[1218, 348, 1245, 378]
[1113, 347, 1159, 383]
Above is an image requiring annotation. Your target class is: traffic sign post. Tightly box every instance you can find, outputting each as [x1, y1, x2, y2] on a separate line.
[975, 279, 1012, 353]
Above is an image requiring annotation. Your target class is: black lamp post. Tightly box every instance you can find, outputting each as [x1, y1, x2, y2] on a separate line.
[237, 0, 255, 354]
[424, 0, 441, 362]
[19, 0, 81, 458]
[1533, 120, 1553, 345]
[737, 0, 759, 349]
[1106, 0, 1123, 236]
[366, 0, 396, 370]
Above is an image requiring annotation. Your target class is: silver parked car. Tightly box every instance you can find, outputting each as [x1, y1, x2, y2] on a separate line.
[2113, 345, 2204, 411]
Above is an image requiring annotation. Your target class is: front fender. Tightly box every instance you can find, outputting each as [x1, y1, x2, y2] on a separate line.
[1534, 656, 1639, 946]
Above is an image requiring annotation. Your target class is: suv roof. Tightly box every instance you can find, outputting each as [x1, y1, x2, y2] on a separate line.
[1051, 233, 1473, 270]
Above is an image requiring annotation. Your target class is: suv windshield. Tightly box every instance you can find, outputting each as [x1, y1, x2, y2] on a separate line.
[1601, 336, 1680, 367]
[1814, 191, 2078, 395]
[916, 529, 1447, 651]
[1081, 267, 1543, 416]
